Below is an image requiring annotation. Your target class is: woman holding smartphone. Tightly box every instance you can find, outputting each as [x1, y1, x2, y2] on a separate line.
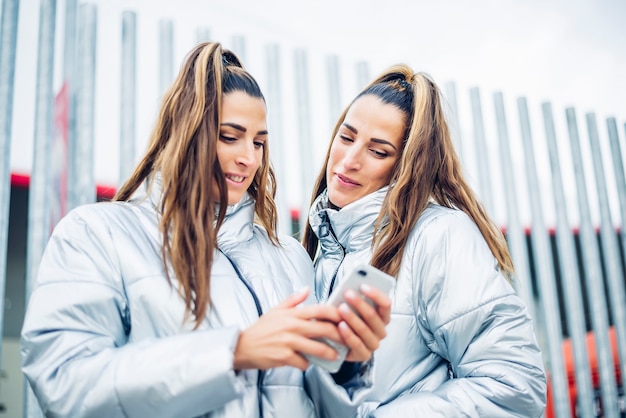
[303, 64, 547, 417]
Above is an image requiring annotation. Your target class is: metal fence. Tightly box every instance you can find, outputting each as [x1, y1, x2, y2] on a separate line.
[1, 2, 625, 417]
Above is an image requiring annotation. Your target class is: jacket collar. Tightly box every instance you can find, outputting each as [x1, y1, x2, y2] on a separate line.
[216, 194, 255, 251]
[309, 187, 388, 253]
[136, 172, 256, 251]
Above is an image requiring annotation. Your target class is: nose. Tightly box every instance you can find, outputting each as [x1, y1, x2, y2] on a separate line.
[236, 141, 256, 166]
[341, 145, 362, 170]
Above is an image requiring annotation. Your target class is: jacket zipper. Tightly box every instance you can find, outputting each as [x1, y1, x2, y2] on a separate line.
[220, 250, 265, 418]
[318, 213, 346, 300]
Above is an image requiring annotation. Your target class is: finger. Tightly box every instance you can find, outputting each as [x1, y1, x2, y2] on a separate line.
[292, 304, 342, 323]
[295, 316, 343, 342]
[275, 287, 310, 309]
[343, 290, 387, 339]
[338, 301, 381, 351]
[282, 352, 311, 371]
[291, 336, 342, 363]
[262, 346, 311, 371]
[360, 284, 392, 324]
[338, 321, 371, 362]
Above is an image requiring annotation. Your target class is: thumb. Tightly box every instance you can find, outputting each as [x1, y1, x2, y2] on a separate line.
[276, 287, 310, 309]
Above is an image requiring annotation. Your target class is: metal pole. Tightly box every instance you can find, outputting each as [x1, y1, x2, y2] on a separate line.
[492, 92, 536, 313]
[23, 2, 57, 416]
[566, 107, 619, 418]
[445, 82, 464, 164]
[606, 117, 626, 280]
[264, 44, 290, 235]
[119, 11, 136, 185]
[26, 0, 57, 373]
[294, 49, 314, 238]
[64, 0, 78, 211]
[0, 0, 20, 395]
[355, 60, 369, 92]
[517, 97, 571, 418]
[326, 54, 341, 127]
[586, 113, 626, 387]
[542, 102, 595, 417]
[469, 87, 495, 216]
[158, 19, 174, 98]
[73, 3, 98, 207]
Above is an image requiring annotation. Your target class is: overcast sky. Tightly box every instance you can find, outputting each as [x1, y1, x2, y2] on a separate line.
[8, 0, 626, 227]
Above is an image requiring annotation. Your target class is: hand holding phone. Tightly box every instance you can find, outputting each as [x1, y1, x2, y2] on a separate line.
[305, 264, 395, 372]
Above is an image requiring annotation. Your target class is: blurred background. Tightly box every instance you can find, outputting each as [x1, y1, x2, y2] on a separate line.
[1, 0, 625, 416]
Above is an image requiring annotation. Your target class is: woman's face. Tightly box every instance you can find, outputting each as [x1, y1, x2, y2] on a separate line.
[326, 94, 405, 208]
[217, 91, 267, 205]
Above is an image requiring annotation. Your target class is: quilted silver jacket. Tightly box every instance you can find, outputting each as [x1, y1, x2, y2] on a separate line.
[21, 182, 370, 418]
[309, 188, 547, 417]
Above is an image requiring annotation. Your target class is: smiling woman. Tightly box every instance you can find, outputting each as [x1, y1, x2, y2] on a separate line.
[303, 64, 547, 417]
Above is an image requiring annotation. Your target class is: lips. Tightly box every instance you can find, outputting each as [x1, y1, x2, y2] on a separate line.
[225, 174, 246, 184]
[336, 173, 360, 186]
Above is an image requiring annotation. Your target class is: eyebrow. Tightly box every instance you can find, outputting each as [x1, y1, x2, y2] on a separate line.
[221, 122, 268, 136]
[342, 122, 398, 150]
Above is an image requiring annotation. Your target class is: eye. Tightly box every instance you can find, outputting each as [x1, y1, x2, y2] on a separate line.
[339, 134, 354, 143]
[370, 149, 389, 158]
[220, 135, 236, 143]
[253, 140, 265, 149]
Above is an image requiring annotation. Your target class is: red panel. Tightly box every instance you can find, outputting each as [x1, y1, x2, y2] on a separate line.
[10, 172, 30, 188]
[10, 172, 117, 199]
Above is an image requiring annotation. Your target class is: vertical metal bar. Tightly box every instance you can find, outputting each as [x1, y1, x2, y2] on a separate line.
[445, 82, 464, 164]
[542, 102, 595, 417]
[119, 11, 136, 185]
[264, 44, 290, 235]
[73, 3, 97, 206]
[355, 60, 369, 92]
[158, 19, 174, 98]
[26, 0, 57, 369]
[0, 0, 19, 395]
[469, 87, 495, 215]
[64, 0, 78, 211]
[24, 3, 57, 416]
[566, 107, 619, 418]
[606, 117, 626, 277]
[293, 49, 314, 237]
[326, 54, 341, 131]
[195, 27, 211, 44]
[492, 92, 535, 314]
[586, 113, 626, 385]
[231, 35, 246, 63]
[517, 97, 571, 418]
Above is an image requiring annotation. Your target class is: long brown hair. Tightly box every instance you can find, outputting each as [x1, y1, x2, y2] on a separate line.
[114, 42, 278, 327]
[302, 64, 514, 280]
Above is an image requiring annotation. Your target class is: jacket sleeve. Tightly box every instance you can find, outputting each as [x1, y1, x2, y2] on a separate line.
[305, 360, 375, 418]
[373, 211, 546, 418]
[21, 208, 246, 418]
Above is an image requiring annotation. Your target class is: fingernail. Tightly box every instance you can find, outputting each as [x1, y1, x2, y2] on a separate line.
[339, 303, 351, 313]
[339, 321, 348, 330]
[344, 289, 357, 300]
[360, 284, 372, 293]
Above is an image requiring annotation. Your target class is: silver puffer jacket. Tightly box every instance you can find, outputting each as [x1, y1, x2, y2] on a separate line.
[21, 182, 371, 418]
[310, 188, 547, 417]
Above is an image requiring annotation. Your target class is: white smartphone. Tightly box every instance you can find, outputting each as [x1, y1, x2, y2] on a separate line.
[305, 264, 395, 373]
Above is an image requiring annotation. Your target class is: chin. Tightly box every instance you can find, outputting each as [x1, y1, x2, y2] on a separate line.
[327, 191, 348, 209]
[227, 193, 244, 205]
